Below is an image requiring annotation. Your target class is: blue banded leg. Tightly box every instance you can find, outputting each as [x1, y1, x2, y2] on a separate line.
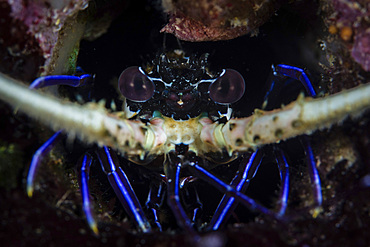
[27, 70, 92, 194]
[301, 136, 322, 216]
[185, 159, 279, 220]
[96, 146, 151, 233]
[273, 65, 322, 209]
[263, 64, 317, 109]
[180, 177, 203, 227]
[164, 153, 197, 235]
[29, 73, 93, 89]
[146, 179, 166, 231]
[274, 148, 290, 216]
[208, 150, 263, 230]
[27, 69, 92, 195]
[27, 68, 93, 193]
[267, 64, 323, 210]
[273, 64, 317, 97]
[27, 131, 63, 197]
[77, 153, 99, 235]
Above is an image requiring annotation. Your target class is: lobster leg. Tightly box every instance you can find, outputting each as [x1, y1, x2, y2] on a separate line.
[265, 64, 323, 210]
[165, 153, 197, 235]
[180, 177, 203, 227]
[26, 131, 63, 197]
[28, 73, 154, 232]
[145, 178, 166, 231]
[27, 73, 99, 232]
[207, 64, 311, 229]
[29, 72, 93, 89]
[77, 153, 99, 235]
[208, 150, 263, 230]
[185, 158, 278, 219]
[274, 148, 290, 216]
[96, 146, 151, 233]
[27, 71, 92, 195]
[301, 136, 322, 212]
[273, 64, 317, 97]
[263, 64, 317, 109]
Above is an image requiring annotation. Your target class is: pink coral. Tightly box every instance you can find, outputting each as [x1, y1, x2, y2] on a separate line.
[328, 0, 370, 71]
[352, 28, 370, 71]
[8, 0, 89, 73]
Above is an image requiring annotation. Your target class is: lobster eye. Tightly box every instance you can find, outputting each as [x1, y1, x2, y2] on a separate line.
[118, 66, 155, 102]
[209, 69, 245, 104]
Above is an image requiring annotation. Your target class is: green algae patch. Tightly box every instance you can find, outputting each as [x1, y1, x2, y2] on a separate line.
[0, 142, 24, 189]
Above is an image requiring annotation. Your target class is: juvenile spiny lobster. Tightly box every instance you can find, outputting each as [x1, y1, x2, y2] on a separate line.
[0, 50, 369, 236]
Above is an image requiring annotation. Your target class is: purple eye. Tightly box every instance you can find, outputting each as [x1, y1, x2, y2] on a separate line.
[209, 69, 245, 104]
[118, 66, 155, 102]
